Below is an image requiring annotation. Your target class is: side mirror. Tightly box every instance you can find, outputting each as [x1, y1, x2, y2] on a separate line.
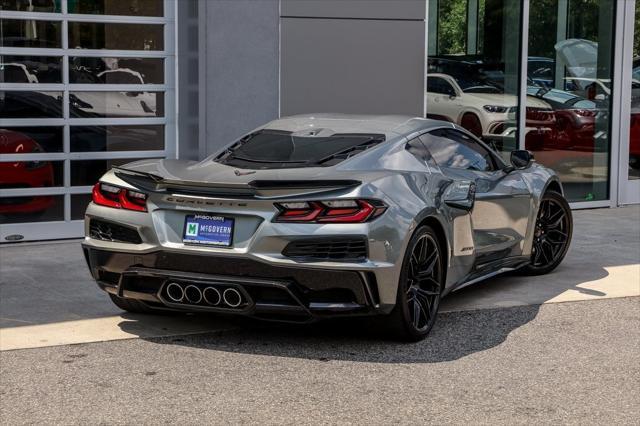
[444, 180, 476, 211]
[510, 150, 534, 169]
[448, 93, 456, 100]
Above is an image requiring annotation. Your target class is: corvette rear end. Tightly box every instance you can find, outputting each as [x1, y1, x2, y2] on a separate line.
[82, 173, 400, 323]
[82, 114, 572, 341]
[82, 120, 413, 323]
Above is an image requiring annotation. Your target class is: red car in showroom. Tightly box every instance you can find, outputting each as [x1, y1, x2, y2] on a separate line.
[0, 129, 55, 217]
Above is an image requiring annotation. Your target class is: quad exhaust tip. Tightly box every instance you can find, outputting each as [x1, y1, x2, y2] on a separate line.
[184, 284, 203, 304]
[166, 282, 184, 302]
[203, 287, 221, 306]
[165, 282, 243, 307]
[223, 288, 243, 308]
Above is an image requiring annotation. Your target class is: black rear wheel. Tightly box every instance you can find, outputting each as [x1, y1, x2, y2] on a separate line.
[520, 190, 572, 275]
[383, 225, 444, 342]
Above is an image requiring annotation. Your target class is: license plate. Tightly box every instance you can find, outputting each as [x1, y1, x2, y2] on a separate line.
[183, 214, 234, 247]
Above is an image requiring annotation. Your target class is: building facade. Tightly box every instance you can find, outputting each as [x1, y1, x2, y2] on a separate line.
[1, 0, 638, 242]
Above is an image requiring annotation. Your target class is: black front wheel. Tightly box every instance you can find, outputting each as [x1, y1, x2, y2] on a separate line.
[383, 225, 445, 342]
[520, 190, 573, 276]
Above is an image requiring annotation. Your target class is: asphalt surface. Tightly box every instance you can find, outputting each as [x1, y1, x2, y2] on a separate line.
[2, 206, 639, 351]
[2, 297, 638, 425]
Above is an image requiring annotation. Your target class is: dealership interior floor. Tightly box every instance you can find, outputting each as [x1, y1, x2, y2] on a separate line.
[1, 206, 638, 351]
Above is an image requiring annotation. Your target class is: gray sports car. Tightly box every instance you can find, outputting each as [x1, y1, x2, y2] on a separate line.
[82, 114, 572, 341]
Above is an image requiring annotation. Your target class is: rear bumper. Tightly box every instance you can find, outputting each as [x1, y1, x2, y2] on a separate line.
[83, 245, 394, 322]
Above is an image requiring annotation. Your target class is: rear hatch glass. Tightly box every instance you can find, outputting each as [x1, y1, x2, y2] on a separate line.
[215, 130, 385, 169]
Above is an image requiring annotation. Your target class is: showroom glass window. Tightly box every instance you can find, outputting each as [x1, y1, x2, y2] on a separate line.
[426, 0, 522, 160]
[0, 1, 174, 239]
[525, 0, 616, 202]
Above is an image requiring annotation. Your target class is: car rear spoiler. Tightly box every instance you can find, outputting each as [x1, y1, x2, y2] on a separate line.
[113, 167, 361, 199]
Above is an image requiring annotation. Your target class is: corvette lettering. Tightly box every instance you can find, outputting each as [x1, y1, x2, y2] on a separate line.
[165, 197, 247, 207]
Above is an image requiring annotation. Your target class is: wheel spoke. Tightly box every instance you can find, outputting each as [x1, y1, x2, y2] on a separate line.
[405, 234, 443, 331]
[539, 243, 550, 264]
[416, 287, 439, 297]
[415, 290, 433, 313]
[417, 237, 427, 264]
[417, 268, 436, 280]
[412, 299, 421, 327]
[417, 277, 440, 292]
[409, 254, 419, 278]
[547, 229, 567, 239]
[421, 250, 438, 275]
[415, 293, 431, 321]
[546, 232, 566, 245]
[543, 241, 554, 263]
[545, 209, 565, 228]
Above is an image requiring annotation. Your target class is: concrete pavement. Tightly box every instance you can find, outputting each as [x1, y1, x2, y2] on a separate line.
[0, 206, 638, 350]
[1, 298, 638, 425]
[0, 206, 638, 425]
[440, 205, 640, 312]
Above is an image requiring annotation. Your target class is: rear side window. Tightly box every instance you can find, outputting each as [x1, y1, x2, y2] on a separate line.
[405, 137, 433, 165]
[420, 129, 496, 172]
[215, 130, 385, 169]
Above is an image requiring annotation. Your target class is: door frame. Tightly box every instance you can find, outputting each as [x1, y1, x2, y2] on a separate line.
[519, 0, 637, 209]
[615, 0, 640, 205]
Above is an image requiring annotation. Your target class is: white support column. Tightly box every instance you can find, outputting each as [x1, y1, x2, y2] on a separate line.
[554, 0, 568, 90]
[423, 0, 430, 118]
[517, 0, 530, 150]
[466, 0, 478, 55]
[427, 0, 438, 55]
[197, 0, 208, 159]
[613, 0, 638, 205]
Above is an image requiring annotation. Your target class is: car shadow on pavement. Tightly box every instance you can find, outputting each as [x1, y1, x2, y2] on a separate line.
[116, 259, 613, 364]
[117, 303, 542, 364]
[113, 233, 637, 364]
[116, 206, 638, 362]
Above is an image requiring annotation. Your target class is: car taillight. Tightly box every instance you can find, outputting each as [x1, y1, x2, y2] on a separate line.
[119, 189, 148, 212]
[92, 183, 120, 208]
[274, 199, 386, 223]
[92, 182, 148, 212]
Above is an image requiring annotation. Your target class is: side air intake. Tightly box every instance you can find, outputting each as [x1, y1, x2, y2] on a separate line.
[282, 237, 368, 261]
[89, 219, 142, 244]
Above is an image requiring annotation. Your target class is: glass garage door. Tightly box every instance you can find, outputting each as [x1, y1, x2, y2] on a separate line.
[0, 0, 175, 242]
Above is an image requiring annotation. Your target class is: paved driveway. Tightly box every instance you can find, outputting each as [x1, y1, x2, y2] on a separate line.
[1, 298, 638, 424]
[0, 206, 638, 424]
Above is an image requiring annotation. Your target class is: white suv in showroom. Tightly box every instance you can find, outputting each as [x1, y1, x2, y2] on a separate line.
[426, 73, 552, 140]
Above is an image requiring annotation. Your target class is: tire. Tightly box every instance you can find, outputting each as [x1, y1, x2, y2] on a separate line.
[520, 190, 573, 276]
[460, 113, 483, 138]
[380, 225, 445, 342]
[108, 293, 157, 314]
